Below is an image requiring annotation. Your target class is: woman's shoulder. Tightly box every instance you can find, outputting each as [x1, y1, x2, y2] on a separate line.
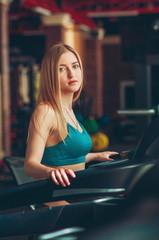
[35, 102, 55, 117]
[32, 102, 56, 129]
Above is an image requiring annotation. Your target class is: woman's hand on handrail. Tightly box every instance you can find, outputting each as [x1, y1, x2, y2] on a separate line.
[51, 168, 76, 187]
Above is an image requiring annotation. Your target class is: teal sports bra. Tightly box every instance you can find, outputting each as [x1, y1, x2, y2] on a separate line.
[41, 122, 92, 166]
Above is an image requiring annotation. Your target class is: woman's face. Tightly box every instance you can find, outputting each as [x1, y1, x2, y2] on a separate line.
[58, 51, 82, 95]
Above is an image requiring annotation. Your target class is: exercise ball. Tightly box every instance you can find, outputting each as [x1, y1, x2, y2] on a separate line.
[91, 132, 109, 152]
[99, 115, 110, 126]
[82, 116, 99, 135]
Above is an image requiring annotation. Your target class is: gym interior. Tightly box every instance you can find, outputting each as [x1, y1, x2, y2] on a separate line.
[1, 1, 159, 239]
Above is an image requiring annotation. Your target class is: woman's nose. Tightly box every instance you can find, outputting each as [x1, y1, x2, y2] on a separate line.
[68, 68, 75, 78]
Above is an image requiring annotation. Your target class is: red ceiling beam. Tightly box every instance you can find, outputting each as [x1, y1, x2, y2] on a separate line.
[21, 0, 96, 29]
[21, 0, 60, 13]
[61, 0, 159, 12]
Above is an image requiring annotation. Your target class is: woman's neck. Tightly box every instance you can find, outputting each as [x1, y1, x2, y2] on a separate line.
[61, 95, 73, 110]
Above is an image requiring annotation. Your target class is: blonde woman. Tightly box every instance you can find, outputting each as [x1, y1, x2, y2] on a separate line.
[24, 43, 117, 195]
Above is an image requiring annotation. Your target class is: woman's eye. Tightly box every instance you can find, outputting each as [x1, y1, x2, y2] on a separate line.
[59, 67, 65, 72]
[73, 64, 79, 69]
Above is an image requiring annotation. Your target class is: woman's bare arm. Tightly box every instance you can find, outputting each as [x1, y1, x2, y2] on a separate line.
[24, 105, 76, 187]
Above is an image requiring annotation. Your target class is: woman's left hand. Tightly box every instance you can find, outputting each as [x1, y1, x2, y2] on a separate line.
[86, 151, 119, 164]
[95, 151, 119, 162]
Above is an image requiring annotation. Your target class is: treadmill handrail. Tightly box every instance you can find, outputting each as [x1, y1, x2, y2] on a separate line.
[117, 109, 155, 115]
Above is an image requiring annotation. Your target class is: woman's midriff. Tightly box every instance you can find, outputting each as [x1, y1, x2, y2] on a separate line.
[52, 162, 85, 171]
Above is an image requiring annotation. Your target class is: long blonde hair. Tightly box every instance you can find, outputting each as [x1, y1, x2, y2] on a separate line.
[33, 42, 84, 140]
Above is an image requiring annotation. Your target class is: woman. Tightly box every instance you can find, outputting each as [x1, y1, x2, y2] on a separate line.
[24, 42, 117, 193]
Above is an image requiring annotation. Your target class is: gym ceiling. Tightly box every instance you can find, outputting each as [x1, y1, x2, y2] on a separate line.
[9, 0, 159, 34]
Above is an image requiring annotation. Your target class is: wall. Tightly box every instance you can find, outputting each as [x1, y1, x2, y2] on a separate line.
[102, 36, 134, 116]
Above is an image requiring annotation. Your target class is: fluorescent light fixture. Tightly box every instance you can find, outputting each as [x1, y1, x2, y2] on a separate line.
[33, 6, 52, 16]
[88, 10, 138, 18]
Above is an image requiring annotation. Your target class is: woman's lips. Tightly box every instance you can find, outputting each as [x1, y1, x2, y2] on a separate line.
[69, 80, 78, 84]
